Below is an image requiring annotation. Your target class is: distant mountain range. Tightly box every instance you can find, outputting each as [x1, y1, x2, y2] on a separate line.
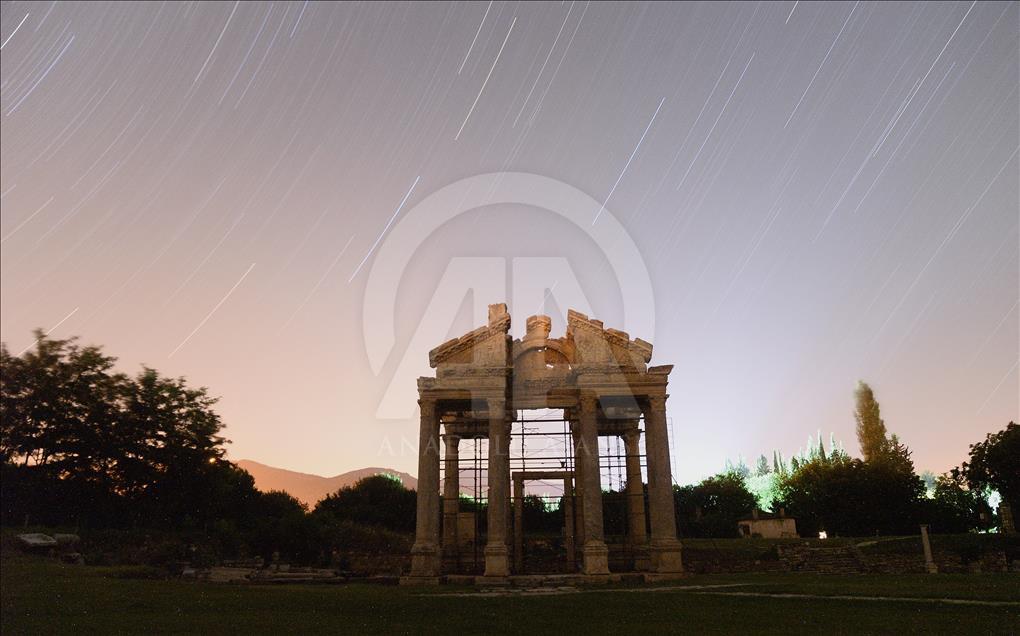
[236, 460, 418, 507]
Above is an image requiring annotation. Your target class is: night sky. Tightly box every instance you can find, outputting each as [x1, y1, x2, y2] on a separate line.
[1, 1, 1017, 484]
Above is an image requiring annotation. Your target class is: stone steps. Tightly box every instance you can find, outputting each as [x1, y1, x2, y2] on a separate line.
[777, 545, 868, 574]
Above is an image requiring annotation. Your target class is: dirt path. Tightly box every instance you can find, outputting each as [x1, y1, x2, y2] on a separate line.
[429, 583, 1020, 607]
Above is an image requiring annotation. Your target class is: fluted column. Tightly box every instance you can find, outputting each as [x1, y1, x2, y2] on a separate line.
[513, 476, 524, 573]
[563, 476, 576, 570]
[578, 394, 609, 575]
[570, 421, 586, 549]
[484, 397, 510, 577]
[643, 395, 683, 574]
[408, 399, 441, 579]
[442, 434, 460, 560]
[623, 426, 649, 570]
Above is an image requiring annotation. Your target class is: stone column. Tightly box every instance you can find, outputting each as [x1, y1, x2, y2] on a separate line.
[484, 397, 510, 577]
[408, 399, 441, 580]
[513, 476, 524, 573]
[570, 416, 586, 549]
[920, 525, 938, 574]
[643, 395, 683, 574]
[503, 414, 513, 553]
[442, 434, 460, 561]
[563, 476, 576, 571]
[578, 394, 609, 575]
[623, 427, 649, 570]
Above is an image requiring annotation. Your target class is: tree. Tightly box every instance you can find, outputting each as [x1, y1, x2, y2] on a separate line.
[0, 334, 126, 473]
[674, 472, 758, 538]
[918, 473, 993, 534]
[956, 422, 1019, 525]
[854, 381, 890, 461]
[723, 457, 751, 480]
[313, 474, 417, 532]
[1, 332, 235, 528]
[772, 450, 787, 476]
[521, 494, 563, 533]
[776, 455, 924, 536]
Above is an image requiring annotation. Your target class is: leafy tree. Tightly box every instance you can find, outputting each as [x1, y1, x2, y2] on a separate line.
[918, 473, 993, 534]
[851, 382, 915, 473]
[723, 457, 751, 480]
[1, 333, 235, 529]
[674, 472, 758, 538]
[1, 331, 426, 566]
[1, 334, 125, 474]
[920, 470, 938, 494]
[776, 455, 924, 536]
[772, 450, 787, 476]
[956, 422, 1019, 526]
[246, 490, 320, 562]
[313, 474, 417, 532]
[521, 494, 563, 533]
[854, 381, 890, 461]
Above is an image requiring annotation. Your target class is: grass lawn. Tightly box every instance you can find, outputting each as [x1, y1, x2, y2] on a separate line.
[2, 553, 1017, 634]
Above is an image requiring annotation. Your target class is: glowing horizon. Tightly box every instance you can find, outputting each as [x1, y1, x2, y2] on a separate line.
[1, 1, 1016, 484]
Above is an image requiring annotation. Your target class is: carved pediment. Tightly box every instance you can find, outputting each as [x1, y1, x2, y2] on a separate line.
[421, 305, 667, 406]
[428, 303, 512, 368]
[566, 310, 651, 370]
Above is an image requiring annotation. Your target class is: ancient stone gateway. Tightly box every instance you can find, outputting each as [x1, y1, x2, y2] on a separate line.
[404, 304, 682, 583]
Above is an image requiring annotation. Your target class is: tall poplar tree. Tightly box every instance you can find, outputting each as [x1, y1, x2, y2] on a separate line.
[854, 381, 890, 461]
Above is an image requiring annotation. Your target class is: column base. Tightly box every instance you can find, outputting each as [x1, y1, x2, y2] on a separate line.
[441, 545, 460, 573]
[399, 576, 441, 586]
[641, 572, 687, 583]
[581, 541, 610, 575]
[630, 544, 651, 571]
[649, 539, 683, 574]
[484, 543, 510, 577]
[409, 542, 440, 578]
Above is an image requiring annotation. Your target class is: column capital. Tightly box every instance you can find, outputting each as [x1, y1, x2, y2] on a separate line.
[644, 395, 667, 413]
[578, 393, 599, 414]
[419, 398, 437, 418]
[622, 427, 641, 445]
[486, 396, 506, 416]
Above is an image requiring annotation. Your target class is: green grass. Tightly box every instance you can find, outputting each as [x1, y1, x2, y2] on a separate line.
[2, 552, 1017, 634]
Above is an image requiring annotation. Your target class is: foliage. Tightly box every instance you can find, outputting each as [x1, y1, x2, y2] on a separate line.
[764, 382, 967, 537]
[955, 421, 1019, 517]
[776, 454, 925, 536]
[674, 472, 758, 538]
[852, 382, 915, 472]
[916, 474, 993, 534]
[313, 474, 417, 533]
[854, 381, 889, 462]
[0, 334, 237, 529]
[521, 495, 564, 533]
[745, 472, 780, 513]
[1, 332, 415, 567]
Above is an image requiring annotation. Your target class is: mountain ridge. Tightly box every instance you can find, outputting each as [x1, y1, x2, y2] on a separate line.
[236, 459, 418, 507]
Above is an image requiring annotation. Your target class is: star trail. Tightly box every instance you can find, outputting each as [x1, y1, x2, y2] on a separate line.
[1, 1, 1016, 482]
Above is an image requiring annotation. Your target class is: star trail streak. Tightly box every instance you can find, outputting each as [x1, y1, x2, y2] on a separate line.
[0, 1, 1015, 482]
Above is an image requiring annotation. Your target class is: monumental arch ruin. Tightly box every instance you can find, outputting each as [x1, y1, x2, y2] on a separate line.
[405, 304, 682, 583]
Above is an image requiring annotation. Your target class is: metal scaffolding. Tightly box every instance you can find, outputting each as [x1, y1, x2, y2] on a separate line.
[440, 409, 649, 574]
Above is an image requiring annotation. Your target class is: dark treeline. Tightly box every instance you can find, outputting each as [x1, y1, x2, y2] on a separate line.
[0, 333, 410, 566]
[672, 383, 1015, 538]
[2, 333, 1016, 566]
